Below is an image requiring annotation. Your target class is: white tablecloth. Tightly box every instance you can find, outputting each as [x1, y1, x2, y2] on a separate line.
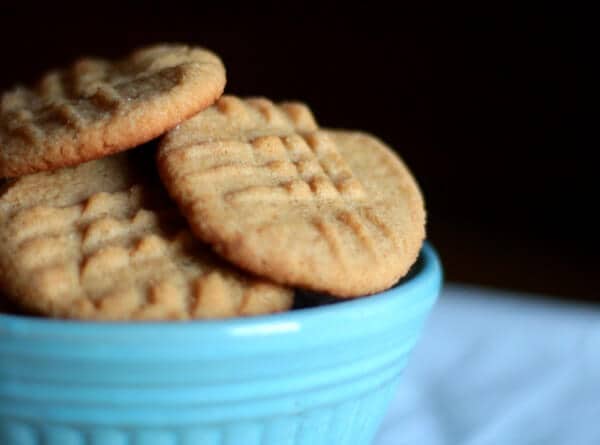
[374, 284, 600, 445]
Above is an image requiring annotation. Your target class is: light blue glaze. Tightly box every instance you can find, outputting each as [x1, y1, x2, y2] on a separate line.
[0, 243, 442, 445]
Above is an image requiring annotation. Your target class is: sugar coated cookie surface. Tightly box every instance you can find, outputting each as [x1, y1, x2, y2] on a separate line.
[0, 148, 292, 320]
[158, 96, 425, 296]
[0, 44, 226, 177]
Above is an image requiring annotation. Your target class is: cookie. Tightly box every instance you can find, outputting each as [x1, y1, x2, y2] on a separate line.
[157, 96, 425, 297]
[0, 147, 292, 320]
[0, 44, 226, 177]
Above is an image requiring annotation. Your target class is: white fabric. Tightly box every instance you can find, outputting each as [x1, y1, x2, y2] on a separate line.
[374, 284, 600, 445]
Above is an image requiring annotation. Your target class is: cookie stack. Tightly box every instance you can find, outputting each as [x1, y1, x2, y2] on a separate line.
[0, 44, 425, 321]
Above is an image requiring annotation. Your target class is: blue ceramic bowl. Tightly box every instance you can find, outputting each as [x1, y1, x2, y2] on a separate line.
[0, 243, 441, 445]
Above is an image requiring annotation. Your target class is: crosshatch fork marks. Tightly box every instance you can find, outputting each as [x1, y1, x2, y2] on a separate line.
[178, 132, 368, 207]
[336, 211, 379, 261]
[363, 207, 403, 253]
[312, 217, 348, 271]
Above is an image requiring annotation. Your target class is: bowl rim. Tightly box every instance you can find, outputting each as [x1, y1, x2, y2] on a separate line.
[0, 242, 442, 341]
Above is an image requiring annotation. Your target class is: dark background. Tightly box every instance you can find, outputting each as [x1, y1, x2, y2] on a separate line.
[0, 5, 594, 300]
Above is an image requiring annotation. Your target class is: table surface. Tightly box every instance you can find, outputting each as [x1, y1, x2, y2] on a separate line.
[374, 284, 600, 445]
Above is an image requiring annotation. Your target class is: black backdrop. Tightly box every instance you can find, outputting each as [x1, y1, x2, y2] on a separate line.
[0, 5, 594, 300]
